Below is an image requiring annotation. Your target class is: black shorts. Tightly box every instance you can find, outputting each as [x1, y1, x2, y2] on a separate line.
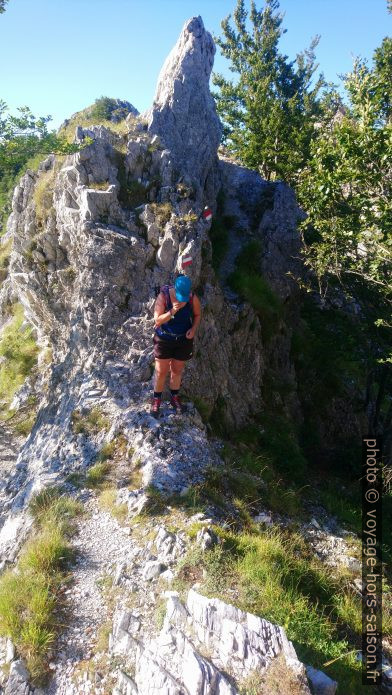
[153, 333, 194, 361]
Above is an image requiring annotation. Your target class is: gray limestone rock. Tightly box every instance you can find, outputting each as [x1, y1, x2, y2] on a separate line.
[305, 665, 338, 695]
[146, 16, 222, 196]
[113, 669, 138, 695]
[142, 560, 167, 581]
[116, 589, 312, 695]
[0, 17, 324, 694]
[5, 659, 31, 695]
[195, 526, 218, 550]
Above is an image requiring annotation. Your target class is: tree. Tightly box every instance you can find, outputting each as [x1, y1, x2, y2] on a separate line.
[212, 0, 325, 184]
[0, 102, 88, 233]
[0, 1, 8, 14]
[297, 48, 392, 443]
[297, 56, 391, 305]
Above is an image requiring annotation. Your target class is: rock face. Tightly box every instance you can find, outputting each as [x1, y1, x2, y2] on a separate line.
[146, 16, 222, 197]
[0, 12, 309, 563]
[111, 589, 312, 695]
[0, 15, 317, 694]
[0, 9, 309, 559]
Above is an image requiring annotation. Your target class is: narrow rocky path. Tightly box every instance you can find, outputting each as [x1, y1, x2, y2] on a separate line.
[46, 492, 139, 695]
[45, 481, 183, 695]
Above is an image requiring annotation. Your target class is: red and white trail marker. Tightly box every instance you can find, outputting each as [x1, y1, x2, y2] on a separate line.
[181, 255, 193, 267]
[202, 206, 212, 222]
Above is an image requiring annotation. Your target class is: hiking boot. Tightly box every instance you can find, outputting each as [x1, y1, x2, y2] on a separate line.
[170, 394, 184, 413]
[150, 397, 161, 418]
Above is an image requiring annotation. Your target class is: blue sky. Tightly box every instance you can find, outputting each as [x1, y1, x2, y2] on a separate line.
[0, 0, 390, 130]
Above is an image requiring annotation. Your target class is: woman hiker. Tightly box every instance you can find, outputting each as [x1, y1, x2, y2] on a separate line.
[151, 274, 201, 417]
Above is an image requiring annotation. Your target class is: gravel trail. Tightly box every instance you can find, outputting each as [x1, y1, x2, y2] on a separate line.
[46, 492, 139, 695]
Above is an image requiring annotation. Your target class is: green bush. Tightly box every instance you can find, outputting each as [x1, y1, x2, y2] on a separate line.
[90, 96, 130, 122]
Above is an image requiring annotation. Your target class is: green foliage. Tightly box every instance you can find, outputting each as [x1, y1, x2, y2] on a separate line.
[0, 236, 11, 284]
[154, 598, 167, 630]
[90, 96, 113, 120]
[256, 412, 308, 483]
[97, 440, 116, 462]
[297, 49, 392, 365]
[291, 295, 390, 472]
[175, 528, 366, 693]
[228, 240, 282, 340]
[59, 103, 129, 144]
[0, 303, 38, 412]
[213, 0, 325, 183]
[0, 486, 82, 685]
[0, 0, 8, 13]
[89, 96, 127, 122]
[14, 412, 37, 436]
[33, 167, 56, 227]
[98, 487, 128, 522]
[0, 101, 85, 235]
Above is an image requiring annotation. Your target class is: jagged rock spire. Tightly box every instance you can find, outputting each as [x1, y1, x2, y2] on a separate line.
[147, 16, 222, 196]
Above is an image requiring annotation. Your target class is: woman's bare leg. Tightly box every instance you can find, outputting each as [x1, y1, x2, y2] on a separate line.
[169, 359, 186, 390]
[154, 358, 171, 392]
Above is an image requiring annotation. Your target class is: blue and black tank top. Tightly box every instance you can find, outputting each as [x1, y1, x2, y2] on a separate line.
[155, 286, 193, 340]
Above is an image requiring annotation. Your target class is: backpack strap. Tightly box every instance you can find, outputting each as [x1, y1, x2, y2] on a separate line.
[160, 285, 172, 311]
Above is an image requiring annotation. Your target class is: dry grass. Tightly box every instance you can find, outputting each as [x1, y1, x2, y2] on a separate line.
[149, 202, 172, 226]
[98, 487, 128, 524]
[239, 653, 309, 694]
[87, 181, 110, 191]
[59, 109, 129, 144]
[32, 156, 66, 229]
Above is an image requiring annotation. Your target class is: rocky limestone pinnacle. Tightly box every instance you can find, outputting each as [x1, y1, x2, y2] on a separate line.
[146, 16, 222, 197]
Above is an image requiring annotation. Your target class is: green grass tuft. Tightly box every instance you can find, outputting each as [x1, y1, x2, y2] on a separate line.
[174, 526, 366, 694]
[0, 238, 12, 285]
[98, 487, 128, 523]
[0, 486, 83, 685]
[0, 303, 38, 414]
[71, 406, 110, 436]
[86, 462, 111, 488]
[97, 440, 116, 462]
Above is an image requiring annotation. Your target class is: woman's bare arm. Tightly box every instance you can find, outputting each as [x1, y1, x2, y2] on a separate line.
[186, 294, 202, 338]
[192, 294, 202, 334]
[154, 292, 174, 328]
